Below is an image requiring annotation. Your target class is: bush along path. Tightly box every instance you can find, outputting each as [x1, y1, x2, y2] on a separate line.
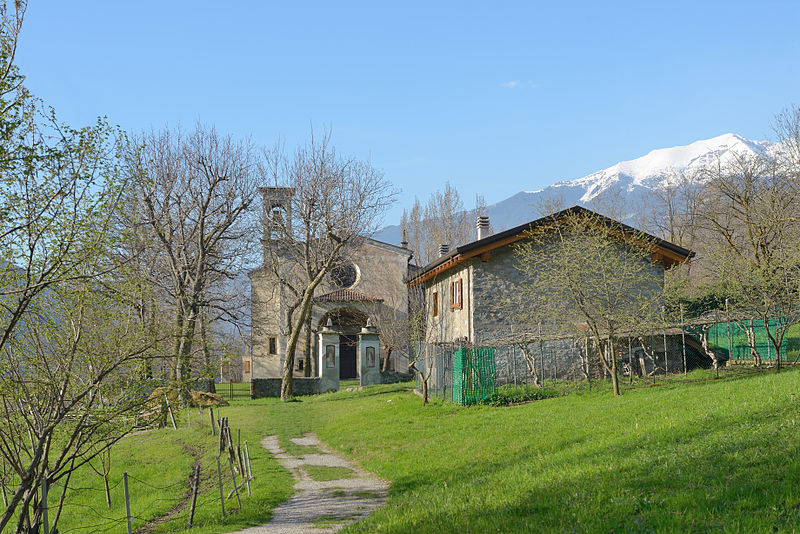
[233, 433, 387, 534]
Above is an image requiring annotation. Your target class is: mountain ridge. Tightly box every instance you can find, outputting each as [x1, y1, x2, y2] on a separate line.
[373, 133, 771, 246]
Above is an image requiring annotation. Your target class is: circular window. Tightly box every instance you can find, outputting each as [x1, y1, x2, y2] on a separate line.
[330, 262, 359, 289]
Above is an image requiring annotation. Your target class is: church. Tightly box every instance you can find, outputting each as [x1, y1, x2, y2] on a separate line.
[245, 187, 414, 392]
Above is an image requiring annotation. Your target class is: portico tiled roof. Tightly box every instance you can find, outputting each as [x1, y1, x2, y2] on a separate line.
[314, 289, 383, 302]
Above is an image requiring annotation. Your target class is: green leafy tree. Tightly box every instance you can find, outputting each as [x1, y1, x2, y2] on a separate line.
[0, 3, 154, 530]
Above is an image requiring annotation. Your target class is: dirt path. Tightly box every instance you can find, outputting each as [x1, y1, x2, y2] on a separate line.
[136, 442, 202, 534]
[232, 433, 388, 534]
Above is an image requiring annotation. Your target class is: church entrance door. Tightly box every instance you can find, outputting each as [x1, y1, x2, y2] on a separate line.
[339, 335, 358, 379]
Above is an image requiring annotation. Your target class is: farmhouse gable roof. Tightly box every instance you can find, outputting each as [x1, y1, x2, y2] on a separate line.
[405, 205, 693, 287]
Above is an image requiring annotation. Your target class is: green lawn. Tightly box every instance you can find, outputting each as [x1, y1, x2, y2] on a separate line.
[45, 368, 800, 533]
[46, 404, 293, 534]
[250, 371, 800, 533]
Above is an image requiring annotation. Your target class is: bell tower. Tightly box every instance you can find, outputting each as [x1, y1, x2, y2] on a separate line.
[259, 186, 294, 243]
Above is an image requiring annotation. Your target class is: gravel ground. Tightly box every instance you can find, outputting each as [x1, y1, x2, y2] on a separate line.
[231, 433, 388, 534]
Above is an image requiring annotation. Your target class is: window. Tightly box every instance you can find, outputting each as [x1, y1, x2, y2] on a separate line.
[450, 278, 463, 310]
[432, 292, 439, 317]
[325, 345, 336, 368]
[243, 360, 251, 374]
[330, 261, 359, 289]
[366, 346, 376, 368]
[268, 337, 277, 355]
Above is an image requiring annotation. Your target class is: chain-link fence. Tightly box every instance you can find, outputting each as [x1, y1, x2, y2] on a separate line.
[416, 316, 797, 402]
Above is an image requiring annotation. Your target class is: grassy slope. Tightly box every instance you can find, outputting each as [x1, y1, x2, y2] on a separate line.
[51, 369, 800, 533]
[49, 406, 293, 534]
[252, 371, 800, 533]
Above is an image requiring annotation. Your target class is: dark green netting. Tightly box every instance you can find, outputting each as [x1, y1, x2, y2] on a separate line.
[689, 318, 800, 362]
[453, 347, 496, 405]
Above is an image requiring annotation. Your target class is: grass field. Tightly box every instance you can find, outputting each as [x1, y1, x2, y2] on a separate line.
[44, 406, 293, 534]
[43, 367, 800, 533]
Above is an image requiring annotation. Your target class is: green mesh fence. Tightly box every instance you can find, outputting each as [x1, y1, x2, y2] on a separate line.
[453, 347, 496, 405]
[693, 318, 800, 362]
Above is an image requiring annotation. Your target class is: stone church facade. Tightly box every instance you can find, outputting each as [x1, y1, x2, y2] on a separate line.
[245, 187, 413, 390]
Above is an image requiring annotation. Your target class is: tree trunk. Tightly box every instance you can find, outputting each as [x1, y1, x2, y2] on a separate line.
[303, 313, 312, 377]
[700, 326, 721, 371]
[609, 338, 620, 396]
[381, 347, 393, 373]
[104, 473, 111, 509]
[281, 288, 317, 400]
[200, 308, 216, 393]
[171, 310, 184, 380]
[764, 317, 782, 372]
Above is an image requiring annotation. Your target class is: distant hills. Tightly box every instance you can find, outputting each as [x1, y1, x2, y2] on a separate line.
[373, 133, 772, 246]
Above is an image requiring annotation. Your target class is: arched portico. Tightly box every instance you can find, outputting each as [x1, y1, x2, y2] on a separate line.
[316, 307, 369, 379]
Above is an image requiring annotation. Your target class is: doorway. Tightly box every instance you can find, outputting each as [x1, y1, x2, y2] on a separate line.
[339, 334, 358, 379]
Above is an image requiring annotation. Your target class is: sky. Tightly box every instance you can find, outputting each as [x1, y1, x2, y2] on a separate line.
[15, 1, 800, 227]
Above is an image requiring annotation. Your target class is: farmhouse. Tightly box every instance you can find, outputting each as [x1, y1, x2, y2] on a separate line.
[405, 206, 695, 380]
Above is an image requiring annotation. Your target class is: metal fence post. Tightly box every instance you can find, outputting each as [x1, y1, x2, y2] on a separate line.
[123, 472, 132, 534]
[680, 303, 687, 375]
[217, 457, 226, 516]
[41, 475, 48, 534]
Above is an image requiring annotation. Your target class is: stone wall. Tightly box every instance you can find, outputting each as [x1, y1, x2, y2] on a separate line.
[379, 371, 414, 384]
[250, 378, 323, 398]
[425, 262, 473, 344]
[470, 236, 666, 345]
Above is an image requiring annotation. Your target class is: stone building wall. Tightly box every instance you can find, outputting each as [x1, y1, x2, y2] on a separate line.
[248, 268, 286, 379]
[249, 238, 412, 379]
[469, 235, 665, 345]
[425, 262, 473, 344]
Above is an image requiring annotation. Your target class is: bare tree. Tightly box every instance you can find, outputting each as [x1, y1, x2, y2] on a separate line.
[650, 167, 705, 250]
[263, 131, 396, 400]
[513, 210, 664, 396]
[125, 125, 262, 393]
[400, 183, 482, 265]
[697, 147, 800, 370]
[0, 277, 152, 533]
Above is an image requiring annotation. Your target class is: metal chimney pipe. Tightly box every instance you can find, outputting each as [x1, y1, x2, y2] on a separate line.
[438, 244, 450, 257]
[477, 215, 491, 240]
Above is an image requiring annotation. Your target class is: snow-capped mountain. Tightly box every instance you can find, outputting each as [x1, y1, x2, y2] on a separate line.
[373, 133, 772, 246]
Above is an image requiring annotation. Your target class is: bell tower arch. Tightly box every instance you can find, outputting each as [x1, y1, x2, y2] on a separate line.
[260, 186, 294, 242]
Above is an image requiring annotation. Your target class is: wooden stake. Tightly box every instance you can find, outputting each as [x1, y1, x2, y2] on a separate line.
[228, 456, 242, 509]
[244, 441, 253, 481]
[242, 446, 251, 495]
[187, 465, 200, 528]
[680, 303, 687, 375]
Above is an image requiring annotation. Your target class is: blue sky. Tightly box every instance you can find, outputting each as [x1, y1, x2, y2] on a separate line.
[16, 1, 800, 226]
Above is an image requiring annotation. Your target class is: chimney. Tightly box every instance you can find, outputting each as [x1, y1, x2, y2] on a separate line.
[438, 243, 449, 257]
[400, 229, 408, 249]
[477, 215, 491, 240]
